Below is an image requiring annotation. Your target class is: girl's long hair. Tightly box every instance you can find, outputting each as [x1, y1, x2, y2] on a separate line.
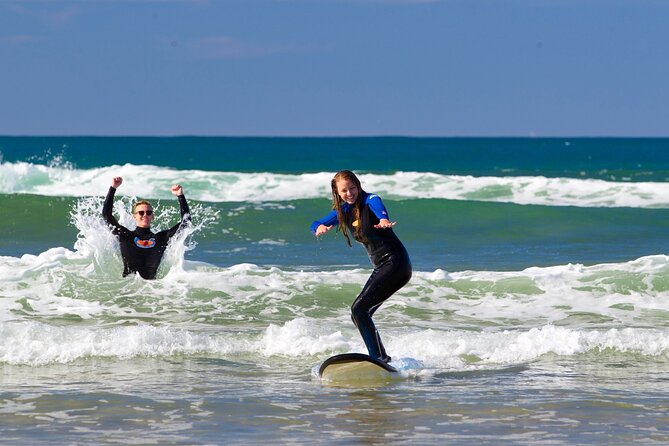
[330, 170, 366, 246]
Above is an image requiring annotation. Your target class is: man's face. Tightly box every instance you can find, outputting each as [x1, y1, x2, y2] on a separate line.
[133, 204, 154, 228]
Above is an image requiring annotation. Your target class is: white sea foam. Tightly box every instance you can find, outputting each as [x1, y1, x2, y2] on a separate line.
[262, 318, 351, 356]
[0, 321, 250, 366]
[1, 316, 667, 367]
[384, 324, 669, 369]
[2, 241, 669, 366]
[2, 161, 669, 207]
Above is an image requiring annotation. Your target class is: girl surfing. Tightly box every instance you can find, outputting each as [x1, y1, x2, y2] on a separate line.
[310, 170, 412, 363]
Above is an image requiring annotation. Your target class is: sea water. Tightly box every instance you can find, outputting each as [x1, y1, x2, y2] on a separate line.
[0, 137, 668, 444]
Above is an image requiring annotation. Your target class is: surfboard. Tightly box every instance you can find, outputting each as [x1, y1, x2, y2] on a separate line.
[318, 353, 398, 384]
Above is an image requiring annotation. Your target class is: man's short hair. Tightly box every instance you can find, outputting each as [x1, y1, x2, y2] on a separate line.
[132, 200, 153, 214]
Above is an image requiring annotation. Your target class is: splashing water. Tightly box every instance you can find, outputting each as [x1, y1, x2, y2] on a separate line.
[69, 195, 219, 279]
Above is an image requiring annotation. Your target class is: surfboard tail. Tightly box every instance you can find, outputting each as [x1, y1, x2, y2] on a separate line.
[318, 353, 398, 385]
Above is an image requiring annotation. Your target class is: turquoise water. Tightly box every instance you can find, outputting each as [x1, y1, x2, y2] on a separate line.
[1, 137, 668, 444]
[3, 136, 669, 179]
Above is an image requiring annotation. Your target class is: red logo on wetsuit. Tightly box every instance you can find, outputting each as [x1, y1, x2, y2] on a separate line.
[134, 237, 156, 249]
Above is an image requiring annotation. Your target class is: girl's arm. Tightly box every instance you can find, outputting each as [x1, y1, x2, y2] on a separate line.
[367, 194, 396, 229]
[310, 210, 338, 236]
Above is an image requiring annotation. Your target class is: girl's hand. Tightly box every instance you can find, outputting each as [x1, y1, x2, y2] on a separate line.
[315, 224, 334, 237]
[374, 218, 396, 229]
[112, 177, 123, 188]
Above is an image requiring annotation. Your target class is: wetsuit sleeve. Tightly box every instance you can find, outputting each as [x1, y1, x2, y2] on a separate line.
[310, 210, 338, 234]
[102, 186, 124, 235]
[166, 194, 191, 238]
[366, 194, 390, 220]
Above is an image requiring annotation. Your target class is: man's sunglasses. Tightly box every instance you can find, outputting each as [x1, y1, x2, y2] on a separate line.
[135, 210, 154, 216]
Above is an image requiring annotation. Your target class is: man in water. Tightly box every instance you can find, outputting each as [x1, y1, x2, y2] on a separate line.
[102, 176, 191, 279]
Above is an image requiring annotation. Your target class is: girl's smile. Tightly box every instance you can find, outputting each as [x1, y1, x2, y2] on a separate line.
[336, 179, 359, 205]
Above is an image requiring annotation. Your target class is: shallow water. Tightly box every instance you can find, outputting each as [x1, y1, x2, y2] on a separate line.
[2, 353, 667, 445]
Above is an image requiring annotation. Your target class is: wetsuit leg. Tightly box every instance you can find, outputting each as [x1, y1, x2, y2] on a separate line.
[351, 253, 412, 362]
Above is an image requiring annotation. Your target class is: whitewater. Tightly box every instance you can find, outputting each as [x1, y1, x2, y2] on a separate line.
[3, 161, 669, 207]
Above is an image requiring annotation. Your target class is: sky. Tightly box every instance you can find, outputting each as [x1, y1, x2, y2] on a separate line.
[1, 0, 667, 137]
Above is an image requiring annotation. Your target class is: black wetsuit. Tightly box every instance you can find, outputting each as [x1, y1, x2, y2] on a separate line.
[311, 193, 412, 362]
[102, 186, 191, 280]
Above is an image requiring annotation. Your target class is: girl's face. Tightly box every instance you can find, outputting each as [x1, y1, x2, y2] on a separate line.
[336, 178, 359, 205]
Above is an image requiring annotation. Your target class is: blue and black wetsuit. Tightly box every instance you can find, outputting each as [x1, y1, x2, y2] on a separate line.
[102, 186, 191, 280]
[311, 192, 412, 362]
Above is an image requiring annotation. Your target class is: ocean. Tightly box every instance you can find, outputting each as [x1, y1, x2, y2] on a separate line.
[0, 136, 668, 445]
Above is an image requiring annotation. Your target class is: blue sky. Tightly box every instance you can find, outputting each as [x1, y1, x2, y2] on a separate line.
[1, 0, 667, 137]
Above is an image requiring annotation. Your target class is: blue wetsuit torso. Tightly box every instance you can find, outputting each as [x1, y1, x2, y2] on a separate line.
[311, 192, 412, 362]
[102, 186, 191, 280]
[310, 193, 408, 266]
